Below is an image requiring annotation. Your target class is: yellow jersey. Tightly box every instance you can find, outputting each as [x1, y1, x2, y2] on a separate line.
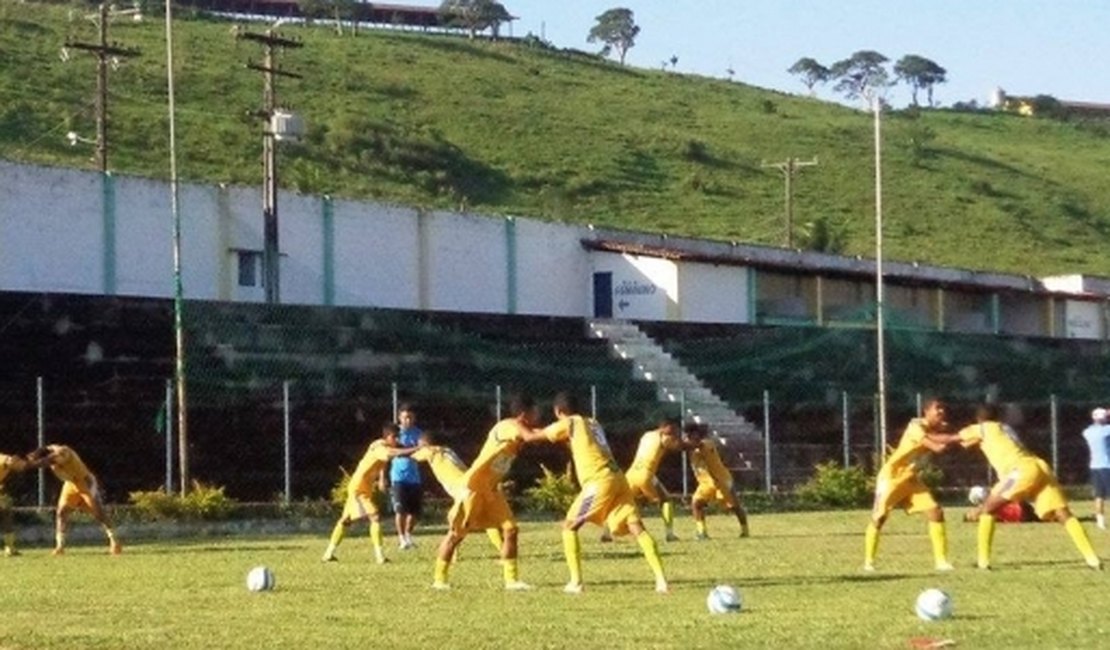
[543, 415, 620, 485]
[46, 445, 93, 485]
[627, 429, 680, 476]
[0, 453, 18, 485]
[466, 418, 530, 491]
[348, 440, 392, 496]
[958, 421, 1034, 475]
[691, 438, 732, 487]
[412, 445, 467, 493]
[878, 419, 932, 480]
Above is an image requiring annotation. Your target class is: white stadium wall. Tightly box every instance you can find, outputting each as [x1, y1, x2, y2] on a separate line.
[677, 262, 750, 323]
[514, 218, 590, 317]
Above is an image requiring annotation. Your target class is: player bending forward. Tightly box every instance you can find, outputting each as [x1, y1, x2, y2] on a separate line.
[601, 417, 685, 543]
[541, 392, 669, 594]
[27, 445, 121, 556]
[684, 424, 749, 540]
[0, 452, 30, 556]
[431, 395, 546, 591]
[322, 424, 415, 564]
[864, 399, 952, 572]
[943, 404, 1101, 570]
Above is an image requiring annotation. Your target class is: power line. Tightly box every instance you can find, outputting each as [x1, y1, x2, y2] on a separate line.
[761, 157, 818, 248]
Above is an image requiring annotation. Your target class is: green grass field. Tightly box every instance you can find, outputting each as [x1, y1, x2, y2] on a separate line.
[2, 509, 1107, 649]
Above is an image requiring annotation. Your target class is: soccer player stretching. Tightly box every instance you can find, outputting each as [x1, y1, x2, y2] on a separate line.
[947, 404, 1100, 570]
[0, 452, 30, 556]
[684, 423, 749, 539]
[542, 392, 669, 594]
[864, 399, 952, 572]
[26, 445, 121, 555]
[615, 417, 685, 542]
[431, 395, 546, 591]
[322, 424, 415, 564]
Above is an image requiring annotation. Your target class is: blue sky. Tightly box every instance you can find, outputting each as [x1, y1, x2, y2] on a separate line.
[503, 1, 1110, 107]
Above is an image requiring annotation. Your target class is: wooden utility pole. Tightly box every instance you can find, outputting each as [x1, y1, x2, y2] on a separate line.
[762, 157, 818, 248]
[64, 3, 140, 172]
[238, 28, 302, 304]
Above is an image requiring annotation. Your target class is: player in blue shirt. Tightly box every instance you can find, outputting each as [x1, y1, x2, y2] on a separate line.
[1081, 407, 1110, 530]
[389, 404, 424, 549]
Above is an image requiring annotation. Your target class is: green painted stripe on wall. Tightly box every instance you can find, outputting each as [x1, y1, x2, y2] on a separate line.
[505, 217, 517, 314]
[322, 196, 335, 306]
[102, 172, 116, 295]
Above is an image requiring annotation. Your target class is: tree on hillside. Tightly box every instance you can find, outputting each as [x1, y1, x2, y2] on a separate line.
[297, 0, 357, 33]
[439, 0, 512, 40]
[587, 7, 640, 65]
[787, 57, 831, 95]
[893, 55, 947, 107]
[830, 50, 890, 105]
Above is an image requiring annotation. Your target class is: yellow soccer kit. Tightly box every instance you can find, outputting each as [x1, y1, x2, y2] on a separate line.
[46, 446, 103, 512]
[341, 440, 392, 521]
[958, 421, 1067, 518]
[412, 445, 468, 500]
[454, 418, 530, 535]
[871, 419, 938, 517]
[626, 429, 679, 503]
[690, 438, 737, 509]
[0, 453, 18, 486]
[543, 415, 640, 532]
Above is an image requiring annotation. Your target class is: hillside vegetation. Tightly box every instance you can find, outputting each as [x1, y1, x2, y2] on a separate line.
[3, 2, 1110, 276]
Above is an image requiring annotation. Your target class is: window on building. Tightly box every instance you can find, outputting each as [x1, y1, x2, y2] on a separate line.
[237, 251, 263, 287]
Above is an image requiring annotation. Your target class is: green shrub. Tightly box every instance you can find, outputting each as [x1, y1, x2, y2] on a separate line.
[128, 481, 237, 521]
[795, 461, 873, 508]
[330, 468, 352, 508]
[523, 463, 577, 513]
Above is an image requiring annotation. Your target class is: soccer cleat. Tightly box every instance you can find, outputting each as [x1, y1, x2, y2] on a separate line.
[504, 580, 533, 591]
[654, 579, 670, 594]
[862, 563, 876, 573]
[664, 532, 680, 542]
[375, 555, 390, 565]
[694, 532, 709, 541]
[976, 561, 992, 571]
[51, 548, 65, 557]
[739, 530, 750, 539]
[3, 548, 18, 557]
[430, 581, 451, 591]
[563, 582, 584, 595]
[321, 553, 338, 563]
[934, 562, 955, 572]
[109, 541, 122, 556]
[1086, 557, 1103, 571]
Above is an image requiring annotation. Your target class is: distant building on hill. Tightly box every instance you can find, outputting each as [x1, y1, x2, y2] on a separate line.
[990, 87, 1110, 118]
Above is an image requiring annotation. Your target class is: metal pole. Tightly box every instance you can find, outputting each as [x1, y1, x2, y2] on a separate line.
[165, 0, 189, 496]
[95, 3, 108, 173]
[262, 31, 280, 304]
[842, 391, 850, 468]
[1050, 394, 1059, 474]
[680, 388, 688, 499]
[495, 384, 502, 420]
[164, 379, 173, 493]
[391, 382, 398, 422]
[915, 392, 923, 417]
[590, 385, 597, 419]
[36, 377, 44, 509]
[763, 389, 771, 493]
[283, 380, 291, 503]
[873, 94, 889, 461]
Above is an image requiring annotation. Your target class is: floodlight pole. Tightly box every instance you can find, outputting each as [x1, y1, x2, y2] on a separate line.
[872, 93, 889, 459]
[164, 0, 189, 494]
[238, 29, 303, 304]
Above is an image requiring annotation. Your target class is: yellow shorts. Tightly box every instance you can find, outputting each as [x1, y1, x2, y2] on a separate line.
[59, 477, 104, 512]
[871, 474, 937, 517]
[627, 471, 669, 504]
[566, 471, 640, 534]
[995, 458, 1067, 519]
[693, 480, 737, 510]
[448, 489, 516, 535]
[341, 490, 381, 522]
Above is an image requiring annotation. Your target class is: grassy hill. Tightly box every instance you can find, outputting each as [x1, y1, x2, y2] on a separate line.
[3, 1, 1110, 277]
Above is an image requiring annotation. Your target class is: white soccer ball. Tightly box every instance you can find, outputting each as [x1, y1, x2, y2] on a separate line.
[915, 588, 952, 621]
[246, 566, 275, 592]
[706, 584, 742, 614]
[968, 485, 988, 505]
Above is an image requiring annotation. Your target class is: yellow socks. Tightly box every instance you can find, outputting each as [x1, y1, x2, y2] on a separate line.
[864, 522, 879, 567]
[328, 520, 346, 548]
[695, 519, 708, 537]
[370, 520, 383, 549]
[434, 557, 450, 585]
[636, 531, 666, 582]
[502, 557, 520, 583]
[661, 502, 674, 533]
[977, 514, 996, 567]
[2, 532, 14, 553]
[562, 529, 582, 585]
[487, 528, 504, 552]
[928, 521, 949, 567]
[1064, 517, 1100, 566]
